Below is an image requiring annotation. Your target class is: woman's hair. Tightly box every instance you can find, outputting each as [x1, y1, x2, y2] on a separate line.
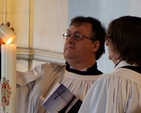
[107, 16, 141, 65]
[70, 16, 106, 60]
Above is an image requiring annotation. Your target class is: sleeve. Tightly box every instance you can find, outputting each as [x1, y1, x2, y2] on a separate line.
[17, 63, 59, 113]
[78, 75, 110, 113]
[16, 64, 43, 113]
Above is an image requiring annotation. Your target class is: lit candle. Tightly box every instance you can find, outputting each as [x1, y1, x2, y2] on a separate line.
[1, 44, 16, 113]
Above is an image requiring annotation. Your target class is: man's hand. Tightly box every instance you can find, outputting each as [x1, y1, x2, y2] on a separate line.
[0, 22, 15, 31]
[0, 22, 15, 44]
[0, 39, 4, 44]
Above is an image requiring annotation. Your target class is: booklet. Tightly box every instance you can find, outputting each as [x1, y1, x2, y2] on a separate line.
[42, 83, 82, 113]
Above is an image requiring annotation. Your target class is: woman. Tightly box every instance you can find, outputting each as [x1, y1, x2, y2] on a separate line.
[78, 16, 141, 113]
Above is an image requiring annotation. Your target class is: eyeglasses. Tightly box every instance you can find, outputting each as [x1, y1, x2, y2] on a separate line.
[105, 34, 111, 40]
[62, 32, 94, 41]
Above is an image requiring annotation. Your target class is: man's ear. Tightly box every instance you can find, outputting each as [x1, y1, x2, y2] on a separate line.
[92, 40, 100, 53]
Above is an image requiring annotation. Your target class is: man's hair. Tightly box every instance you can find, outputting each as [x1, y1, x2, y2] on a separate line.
[107, 15, 141, 65]
[70, 16, 106, 60]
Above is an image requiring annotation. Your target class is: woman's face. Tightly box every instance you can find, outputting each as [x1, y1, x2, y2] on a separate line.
[105, 38, 120, 64]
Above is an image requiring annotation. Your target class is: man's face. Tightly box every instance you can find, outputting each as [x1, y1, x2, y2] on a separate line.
[63, 22, 98, 65]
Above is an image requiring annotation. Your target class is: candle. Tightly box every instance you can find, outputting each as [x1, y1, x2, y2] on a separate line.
[1, 44, 16, 113]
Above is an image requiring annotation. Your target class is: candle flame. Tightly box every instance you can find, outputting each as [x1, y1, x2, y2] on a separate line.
[4, 34, 16, 45]
[6, 37, 13, 45]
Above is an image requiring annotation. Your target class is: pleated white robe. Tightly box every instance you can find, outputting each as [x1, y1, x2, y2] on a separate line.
[78, 61, 141, 113]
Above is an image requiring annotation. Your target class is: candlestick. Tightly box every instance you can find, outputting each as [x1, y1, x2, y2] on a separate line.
[1, 44, 16, 113]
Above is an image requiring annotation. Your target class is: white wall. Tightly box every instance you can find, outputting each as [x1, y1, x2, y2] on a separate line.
[0, 0, 68, 72]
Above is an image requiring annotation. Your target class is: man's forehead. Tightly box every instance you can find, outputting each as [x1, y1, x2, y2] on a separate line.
[69, 23, 92, 31]
[70, 22, 91, 27]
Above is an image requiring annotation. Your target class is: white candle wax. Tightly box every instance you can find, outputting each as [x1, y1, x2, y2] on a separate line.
[1, 44, 16, 113]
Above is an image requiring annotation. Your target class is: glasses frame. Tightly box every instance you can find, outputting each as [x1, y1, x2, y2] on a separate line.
[62, 32, 94, 41]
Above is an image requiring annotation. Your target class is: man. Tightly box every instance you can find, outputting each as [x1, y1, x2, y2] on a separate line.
[1, 16, 106, 113]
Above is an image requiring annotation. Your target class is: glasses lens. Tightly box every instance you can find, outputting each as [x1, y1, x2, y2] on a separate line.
[63, 32, 83, 40]
[74, 33, 82, 40]
[63, 33, 68, 39]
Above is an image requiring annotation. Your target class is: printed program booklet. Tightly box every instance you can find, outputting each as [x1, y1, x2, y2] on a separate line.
[42, 83, 82, 113]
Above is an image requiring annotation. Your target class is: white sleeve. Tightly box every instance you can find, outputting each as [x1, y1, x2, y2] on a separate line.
[78, 75, 110, 113]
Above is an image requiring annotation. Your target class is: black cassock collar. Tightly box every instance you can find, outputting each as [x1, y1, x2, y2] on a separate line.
[65, 62, 103, 75]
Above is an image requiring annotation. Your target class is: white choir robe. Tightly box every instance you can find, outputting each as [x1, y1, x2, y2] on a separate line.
[78, 61, 141, 113]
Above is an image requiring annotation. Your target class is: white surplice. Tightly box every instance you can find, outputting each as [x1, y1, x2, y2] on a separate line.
[78, 61, 141, 113]
[16, 63, 101, 113]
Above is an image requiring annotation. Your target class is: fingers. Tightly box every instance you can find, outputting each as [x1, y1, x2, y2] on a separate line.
[0, 22, 11, 27]
[0, 22, 10, 27]
[0, 39, 5, 45]
[0, 23, 4, 27]
[6, 22, 14, 31]
[0, 22, 9, 27]
[11, 27, 15, 31]
[0, 22, 15, 31]
[6, 22, 10, 27]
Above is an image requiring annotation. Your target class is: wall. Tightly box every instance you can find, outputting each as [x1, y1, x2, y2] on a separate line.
[1, 0, 141, 73]
[0, 0, 68, 72]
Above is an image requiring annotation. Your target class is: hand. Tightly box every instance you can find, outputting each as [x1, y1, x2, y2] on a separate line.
[0, 22, 15, 45]
[0, 39, 4, 45]
[0, 22, 15, 31]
